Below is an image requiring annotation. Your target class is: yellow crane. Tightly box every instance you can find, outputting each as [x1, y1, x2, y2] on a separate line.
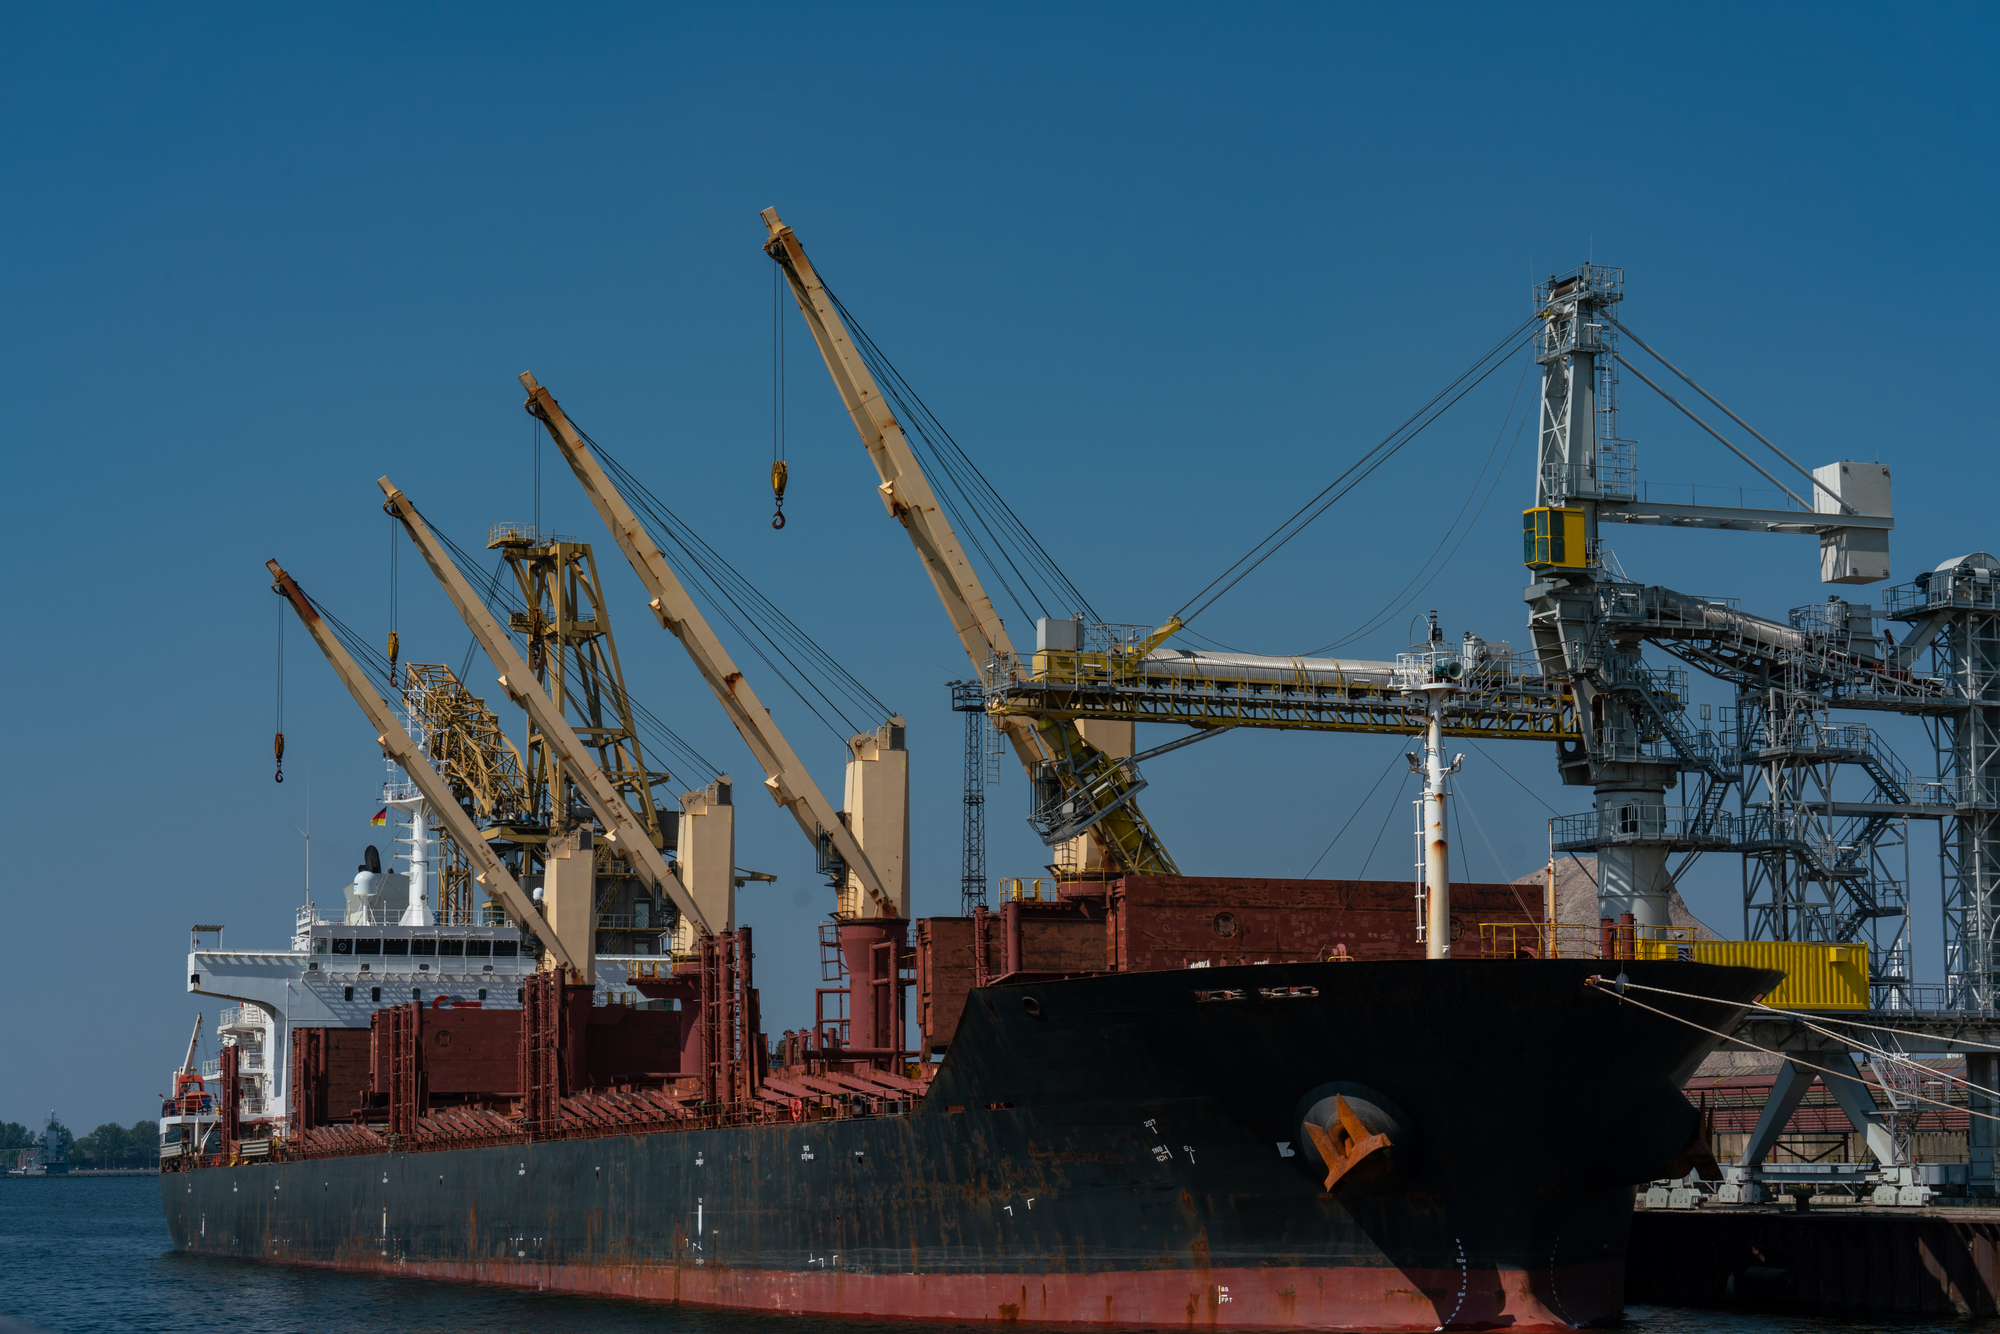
[266, 560, 580, 976]
[397, 661, 531, 925]
[477, 522, 699, 955]
[761, 208, 1576, 876]
[520, 371, 904, 923]
[484, 527, 676, 860]
[762, 208, 1177, 877]
[379, 477, 711, 982]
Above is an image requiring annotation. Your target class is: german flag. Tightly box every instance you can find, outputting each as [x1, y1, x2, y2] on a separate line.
[370, 807, 388, 827]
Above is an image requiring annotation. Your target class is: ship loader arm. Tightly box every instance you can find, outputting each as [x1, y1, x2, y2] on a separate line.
[266, 559, 580, 974]
[521, 372, 897, 919]
[377, 478, 713, 939]
[760, 207, 1176, 875]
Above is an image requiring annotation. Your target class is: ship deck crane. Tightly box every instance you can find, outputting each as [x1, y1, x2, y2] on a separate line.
[266, 559, 580, 975]
[765, 209, 1576, 750]
[377, 479, 712, 969]
[169, 1012, 205, 1108]
[762, 207, 1178, 876]
[520, 372, 900, 920]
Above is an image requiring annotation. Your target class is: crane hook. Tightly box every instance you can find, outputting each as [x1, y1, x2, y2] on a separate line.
[771, 460, 788, 530]
[274, 730, 286, 784]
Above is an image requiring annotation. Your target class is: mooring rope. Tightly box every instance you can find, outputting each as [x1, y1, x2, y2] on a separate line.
[1583, 977, 2000, 1127]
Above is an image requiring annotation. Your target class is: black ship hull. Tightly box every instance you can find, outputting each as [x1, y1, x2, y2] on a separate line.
[163, 958, 1773, 1329]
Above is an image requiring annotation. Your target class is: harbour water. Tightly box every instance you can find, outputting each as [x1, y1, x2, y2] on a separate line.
[0, 1176, 1985, 1334]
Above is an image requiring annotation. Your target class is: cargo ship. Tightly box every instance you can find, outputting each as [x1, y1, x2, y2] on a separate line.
[160, 214, 1783, 1327]
[163, 865, 1777, 1330]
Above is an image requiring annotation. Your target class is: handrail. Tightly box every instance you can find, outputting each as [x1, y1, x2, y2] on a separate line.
[998, 877, 1055, 903]
[1476, 919, 1701, 961]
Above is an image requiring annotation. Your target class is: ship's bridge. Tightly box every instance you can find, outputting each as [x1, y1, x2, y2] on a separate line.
[181, 915, 668, 1134]
[184, 913, 540, 1135]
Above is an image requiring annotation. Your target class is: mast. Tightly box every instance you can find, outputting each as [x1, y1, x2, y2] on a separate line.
[1402, 621, 1464, 960]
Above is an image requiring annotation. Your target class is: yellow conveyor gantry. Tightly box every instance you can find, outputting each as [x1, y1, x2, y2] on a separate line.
[989, 643, 1578, 742]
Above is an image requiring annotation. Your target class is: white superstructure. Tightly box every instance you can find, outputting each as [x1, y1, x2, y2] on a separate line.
[178, 898, 663, 1136]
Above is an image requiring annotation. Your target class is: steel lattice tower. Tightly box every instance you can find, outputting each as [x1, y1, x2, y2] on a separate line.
[1527, 264, 1698, 929]
[950, 681, 988, 914]
[1888, 559, 2000, 1010]
[1526, 264, 1921, 1000]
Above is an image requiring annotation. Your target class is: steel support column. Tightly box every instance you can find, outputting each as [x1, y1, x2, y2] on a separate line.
[1970, 1052, 2000, 1196]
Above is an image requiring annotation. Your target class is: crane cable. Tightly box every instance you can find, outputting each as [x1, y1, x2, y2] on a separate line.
[386, 514, 400, 690]
[819, 281, 1099, 628]
[1173, 315, 1539, 627]
[1356, 770, 1412, 880]
[1606, 314, 1848, 514]
[458, 554, 507, 685]
[1302, 744, 1403, 877]
[305, 574, 722, 788]
[421, 521, 724, 784]
[317, 525, 724, 789]
[771, 260, 788, 529]
[1462, 738, 1561, 814]
[1306, 357, 1536, 655]
[1452, 784, 1541, 928]
[582, 433, 895, 743]
[274, 596, 286, 784]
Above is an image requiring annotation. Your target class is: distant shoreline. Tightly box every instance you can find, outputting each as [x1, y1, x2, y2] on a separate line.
[4, 1169, 154, 1178]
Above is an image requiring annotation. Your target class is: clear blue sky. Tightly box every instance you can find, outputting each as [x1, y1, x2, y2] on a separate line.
[5, 4, 1994, 1128]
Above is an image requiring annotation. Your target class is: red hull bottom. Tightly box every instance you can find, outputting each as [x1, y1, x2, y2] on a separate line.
[278, 1251, 1623, 1329]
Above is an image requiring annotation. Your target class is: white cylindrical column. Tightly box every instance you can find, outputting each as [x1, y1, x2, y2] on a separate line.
[403, 800, 434, 927]
[386, 792, 435, 927]
[1422, 692, 1451, 959]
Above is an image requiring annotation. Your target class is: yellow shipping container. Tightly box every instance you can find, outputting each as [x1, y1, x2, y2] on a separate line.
[1670, 940, 1870, 1011]
[1484, 922, 1870, 1008]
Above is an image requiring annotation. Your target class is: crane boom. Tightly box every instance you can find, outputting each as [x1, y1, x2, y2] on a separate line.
[178, 1012, 204, 1078]
[761, 208, 1176, 875]
[520, 371, 898, 919]
[265, 559, 579, 974]
[375, 479, 713, 939]
[761, 209, 1011, 667]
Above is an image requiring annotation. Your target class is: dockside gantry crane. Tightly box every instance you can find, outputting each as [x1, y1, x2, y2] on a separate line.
[762, 208, 1178, 877]
[379, 479, 711, 982]
[266, 560, 582, 976]
[519, 371, 904, 924]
